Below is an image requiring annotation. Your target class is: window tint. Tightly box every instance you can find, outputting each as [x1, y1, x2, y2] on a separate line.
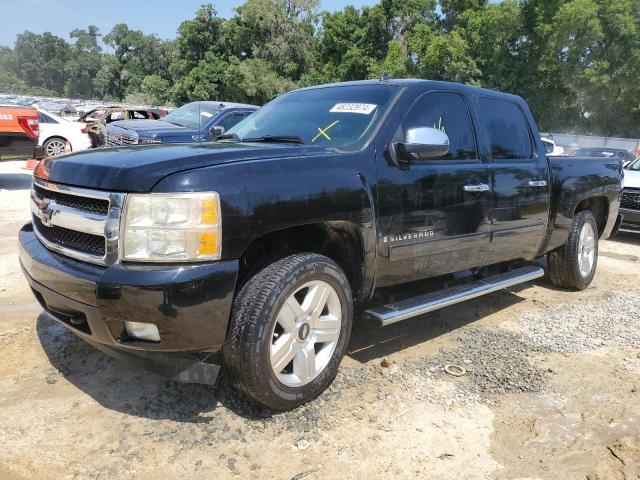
[217, 112, 251, 132]
[38, 112, 57, 124]
[403, 92, 477, 160]
[480, 98, 533, 160]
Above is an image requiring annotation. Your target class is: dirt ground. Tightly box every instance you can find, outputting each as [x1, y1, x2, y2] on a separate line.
[0, 160, 638, 480]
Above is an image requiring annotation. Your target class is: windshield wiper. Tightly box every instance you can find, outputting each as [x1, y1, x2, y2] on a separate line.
[242, 135, 305, 144]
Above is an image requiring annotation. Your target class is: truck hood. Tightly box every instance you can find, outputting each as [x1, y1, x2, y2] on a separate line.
[623, 168, 640, 189]
[111, 119, 197, 137]
[35, 143, 329, 192]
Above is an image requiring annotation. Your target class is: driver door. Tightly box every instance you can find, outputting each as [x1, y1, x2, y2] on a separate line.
[375, 91, 492, 287]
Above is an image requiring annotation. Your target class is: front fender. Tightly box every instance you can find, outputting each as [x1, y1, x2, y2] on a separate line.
[152, 148, 378, 294]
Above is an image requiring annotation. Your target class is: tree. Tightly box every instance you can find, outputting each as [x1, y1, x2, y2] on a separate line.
[64, 26, 103, 98]
[13, 31, 70, 94]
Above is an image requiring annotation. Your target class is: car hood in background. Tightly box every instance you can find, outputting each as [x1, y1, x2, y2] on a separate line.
[35, 143, 331, 192]
[623, 169, 640, 189]
[110, 119, 198, 137]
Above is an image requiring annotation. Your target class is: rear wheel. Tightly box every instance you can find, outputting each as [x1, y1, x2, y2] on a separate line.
[547, 210, 599, 290]
[223, 253, 352, 410]
[43, 137, 67, 157]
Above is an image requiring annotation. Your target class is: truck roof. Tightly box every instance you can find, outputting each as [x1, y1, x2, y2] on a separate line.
[296, 78, 525, 103]
[192, 100, 259, 110]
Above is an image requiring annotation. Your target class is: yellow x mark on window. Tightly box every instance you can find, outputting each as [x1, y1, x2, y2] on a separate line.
[312, 120, 339, 142]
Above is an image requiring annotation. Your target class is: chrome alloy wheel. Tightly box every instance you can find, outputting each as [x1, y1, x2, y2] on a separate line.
[45, 139, 67, 157]
[578, 222, 596, 278]
[270, 280, 342, 387]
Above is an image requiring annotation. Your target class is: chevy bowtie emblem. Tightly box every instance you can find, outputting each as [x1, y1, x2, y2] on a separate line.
[39, 199, 54, 227]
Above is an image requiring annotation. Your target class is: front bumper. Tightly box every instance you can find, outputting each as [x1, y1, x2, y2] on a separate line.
[19, 223, 239, 383]
[620, 208, 640, 232]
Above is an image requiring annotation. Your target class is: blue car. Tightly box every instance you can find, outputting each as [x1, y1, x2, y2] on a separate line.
[105, 101, 258, 146]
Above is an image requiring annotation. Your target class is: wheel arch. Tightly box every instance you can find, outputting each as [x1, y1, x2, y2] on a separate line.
[236, 221, 366, 301]
[574, 196, 609, 237]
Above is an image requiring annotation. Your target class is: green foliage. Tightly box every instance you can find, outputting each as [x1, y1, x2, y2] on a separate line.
[2, 0, 639, 137]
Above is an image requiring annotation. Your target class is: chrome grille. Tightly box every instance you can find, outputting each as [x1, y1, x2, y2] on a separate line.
[34, 184, 109, 215]
[33, 216, 105, 256]
[106, 131, 138, 146]
[621, 188, 640, 211]
[30, 178, 126, 265]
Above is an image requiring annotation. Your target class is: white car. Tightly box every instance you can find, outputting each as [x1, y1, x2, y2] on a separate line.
[37, 108, 92, 157]
[621, 158, 640, 233]
[541, 136, 565, 156]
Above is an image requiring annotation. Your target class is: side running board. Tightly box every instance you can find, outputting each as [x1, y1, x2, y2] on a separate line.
[365, 266, 544, 326]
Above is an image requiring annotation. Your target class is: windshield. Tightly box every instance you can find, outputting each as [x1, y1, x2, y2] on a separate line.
[163, 102, 220, 129]
[628, 158, 640, 171]
[227, 84, 399, 149]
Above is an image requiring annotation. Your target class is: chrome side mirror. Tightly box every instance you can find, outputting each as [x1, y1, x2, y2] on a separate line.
[396, 127, 450, 162]
[210, 125, 225, 140]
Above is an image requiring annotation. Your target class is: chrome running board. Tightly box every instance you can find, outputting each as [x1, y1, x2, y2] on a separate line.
[365, 266, 544, 326]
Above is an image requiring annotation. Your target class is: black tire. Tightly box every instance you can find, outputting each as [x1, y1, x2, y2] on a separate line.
[223, 253, 353, 410]
[547, 210, 599, 290]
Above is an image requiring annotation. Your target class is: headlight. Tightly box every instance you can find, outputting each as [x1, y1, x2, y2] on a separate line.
[138, 137, 162, 144]
[121, 192, 221, 262]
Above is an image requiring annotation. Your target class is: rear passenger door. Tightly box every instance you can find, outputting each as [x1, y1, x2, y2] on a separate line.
[478, 97, 550, 263]
[375, 91, 492, 286]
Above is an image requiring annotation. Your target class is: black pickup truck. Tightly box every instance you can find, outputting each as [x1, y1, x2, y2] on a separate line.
[20, 80, 623, 410]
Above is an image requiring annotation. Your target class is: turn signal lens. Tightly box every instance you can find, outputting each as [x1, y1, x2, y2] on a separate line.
[200, 198, 217, 225]
[198, 231, 219, 256]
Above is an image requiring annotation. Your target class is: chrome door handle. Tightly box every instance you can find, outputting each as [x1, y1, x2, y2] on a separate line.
[528, 180, 548, 188]
[463, 183, 490, 193]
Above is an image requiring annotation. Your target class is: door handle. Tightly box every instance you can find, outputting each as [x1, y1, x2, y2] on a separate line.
[528, 180, 548, 188]
[463, 183, 490, 193]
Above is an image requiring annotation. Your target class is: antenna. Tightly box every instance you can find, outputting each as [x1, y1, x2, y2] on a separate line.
[380, 70, 390, 82]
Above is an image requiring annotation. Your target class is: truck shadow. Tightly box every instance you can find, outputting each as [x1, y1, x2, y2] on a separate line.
[609, 231, 640, 246]
[0, 172, 32, 191]
[36, 287, 528, 422]
[347, 288, 526, 364]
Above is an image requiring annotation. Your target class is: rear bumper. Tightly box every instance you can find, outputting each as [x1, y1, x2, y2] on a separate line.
[19, 223, 239, 383]
[0, 131, 38, 157]
[620, 208, 640, 232]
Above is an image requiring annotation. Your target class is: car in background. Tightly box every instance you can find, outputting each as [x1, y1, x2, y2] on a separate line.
[569, 147, 636, 166]
[541, 136, 565, 156]
[0, 105, 42, 158]
[37, 108, 91, 157]
[79, 107, 163, 148]
[104, 101, 257, 146]
[620, 158, 640, 233]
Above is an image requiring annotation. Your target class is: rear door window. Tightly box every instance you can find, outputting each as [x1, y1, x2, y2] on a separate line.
[479, 98, 533, 160]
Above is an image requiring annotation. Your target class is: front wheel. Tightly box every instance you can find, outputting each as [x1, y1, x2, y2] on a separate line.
[547, 210, 599, 290]
[223, 253, 353, 410]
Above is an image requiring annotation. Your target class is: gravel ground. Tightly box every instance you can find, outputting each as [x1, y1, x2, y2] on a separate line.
[512, 292, 640, 352]
[1, 160, 639, 480]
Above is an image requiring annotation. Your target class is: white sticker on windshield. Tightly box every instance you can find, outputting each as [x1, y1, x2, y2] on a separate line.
[201, 111, 213, 118]
[330, 103, 377, 115]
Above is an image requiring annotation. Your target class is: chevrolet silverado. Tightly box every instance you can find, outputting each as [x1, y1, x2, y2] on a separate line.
[20, 80, 623, 410]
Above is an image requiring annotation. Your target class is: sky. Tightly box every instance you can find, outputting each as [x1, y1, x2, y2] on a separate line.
[0, 0, 379, 47]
